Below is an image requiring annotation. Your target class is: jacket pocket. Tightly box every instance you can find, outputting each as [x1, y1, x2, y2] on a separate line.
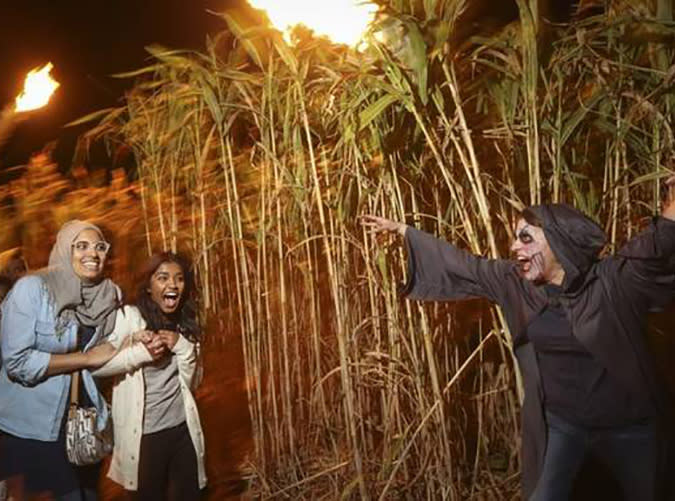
[35, 319, 56, 334]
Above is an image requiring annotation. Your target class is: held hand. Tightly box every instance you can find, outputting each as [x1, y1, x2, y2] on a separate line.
[360, 215, 407, 236]
[662, 175, 675, 221]
[143, 334, 167, 361]
[84, 343, 116, 369]
[132, 329, 154, 344]
[156, 330, 180, 350]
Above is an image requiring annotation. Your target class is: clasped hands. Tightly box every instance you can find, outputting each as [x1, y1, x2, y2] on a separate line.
[132, 329, 179, 361]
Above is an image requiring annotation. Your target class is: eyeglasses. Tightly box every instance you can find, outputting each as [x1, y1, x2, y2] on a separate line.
[72, 240, 111, 254]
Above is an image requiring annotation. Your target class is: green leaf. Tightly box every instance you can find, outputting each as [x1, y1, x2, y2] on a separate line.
[402, 21, 429, 105]
[358, 94, 399, 133]
[65, 108, 119, 127]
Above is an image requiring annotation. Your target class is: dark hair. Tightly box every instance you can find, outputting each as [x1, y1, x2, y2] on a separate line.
[0, 275, 13, 303]
[0, 275, 13, 291]
[520, 207, 543, 228]
[134, 252, 200, 341]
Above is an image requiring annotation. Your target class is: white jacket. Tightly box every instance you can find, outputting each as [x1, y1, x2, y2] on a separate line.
[94, 306, 207, 490]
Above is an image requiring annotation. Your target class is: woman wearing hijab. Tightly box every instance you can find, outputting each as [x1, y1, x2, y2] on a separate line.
[362, 178, 675, 500]
[0, 220, 120, 500]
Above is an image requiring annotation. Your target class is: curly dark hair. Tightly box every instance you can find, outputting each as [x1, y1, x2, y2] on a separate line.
[134, 252, 200, 342]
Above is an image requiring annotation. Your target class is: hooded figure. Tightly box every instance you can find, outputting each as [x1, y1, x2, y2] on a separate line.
[397, 203, 675, 499]
[526, 204, 607, 291]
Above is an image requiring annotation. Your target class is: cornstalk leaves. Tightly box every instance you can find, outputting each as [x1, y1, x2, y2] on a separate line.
[77, 1, 675, 498]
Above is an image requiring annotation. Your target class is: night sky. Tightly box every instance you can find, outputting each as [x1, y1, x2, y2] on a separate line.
[0, 0, 230, 169]
[0, 0, 576, 172]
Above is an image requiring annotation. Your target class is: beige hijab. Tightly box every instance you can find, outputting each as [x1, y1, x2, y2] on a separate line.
[41, 220, 120, 338]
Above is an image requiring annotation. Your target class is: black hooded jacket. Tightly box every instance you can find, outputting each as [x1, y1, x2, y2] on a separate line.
[401, 204, 675, 499]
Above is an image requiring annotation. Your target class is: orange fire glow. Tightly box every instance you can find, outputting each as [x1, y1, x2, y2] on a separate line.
[248, 0, 378, 47]
[14, 63, 60, 113]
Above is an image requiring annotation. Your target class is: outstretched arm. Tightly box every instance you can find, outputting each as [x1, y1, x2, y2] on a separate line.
[616, 176, 675, 305]
[361, 215, 512, 305]
[361, 215, 408, 236]
[662, 175, 675, 221]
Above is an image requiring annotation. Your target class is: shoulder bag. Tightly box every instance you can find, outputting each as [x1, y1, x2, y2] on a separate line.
[65, 370, 113, 465]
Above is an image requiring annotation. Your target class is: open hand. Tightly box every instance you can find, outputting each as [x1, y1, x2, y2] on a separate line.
[360, 215, 407, 236]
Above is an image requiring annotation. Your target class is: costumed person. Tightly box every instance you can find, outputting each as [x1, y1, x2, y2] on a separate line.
[94, 252, 206, 500]
[0, 220, 120, 500]
[361, 176, 675, 501]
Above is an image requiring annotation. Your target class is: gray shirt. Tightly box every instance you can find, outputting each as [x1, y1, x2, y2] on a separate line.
[142, 353, 185, 434]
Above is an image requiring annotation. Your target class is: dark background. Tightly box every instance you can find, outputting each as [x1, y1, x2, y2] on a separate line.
[0, 0, 229, 170]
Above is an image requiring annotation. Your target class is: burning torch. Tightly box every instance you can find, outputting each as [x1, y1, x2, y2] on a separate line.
[0, 63, 60, 151]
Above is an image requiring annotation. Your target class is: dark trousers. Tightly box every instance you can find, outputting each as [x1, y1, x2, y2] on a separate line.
[0, 430, 99, 500]
[127, 422, 200, 501]
[531, 412, 657, 501]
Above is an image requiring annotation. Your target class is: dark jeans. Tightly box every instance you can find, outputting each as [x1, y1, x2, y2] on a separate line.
[0, 430, 99, 500]
[531, 412, 657, 501]
[127, 422, 200, 501]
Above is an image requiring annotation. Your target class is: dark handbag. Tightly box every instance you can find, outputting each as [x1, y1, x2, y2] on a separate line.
[65, 370, 113, 465]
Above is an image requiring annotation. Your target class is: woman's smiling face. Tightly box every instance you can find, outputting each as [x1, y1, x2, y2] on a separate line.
[148, 261, 185, 314]
[70, 229, 109, 283]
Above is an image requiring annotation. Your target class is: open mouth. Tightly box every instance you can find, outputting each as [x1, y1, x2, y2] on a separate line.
[162, 291, 180, 310]
[516, 256, 531, 273]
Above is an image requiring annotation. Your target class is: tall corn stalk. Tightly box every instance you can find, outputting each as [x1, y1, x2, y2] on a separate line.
[79, 1, 675, 498]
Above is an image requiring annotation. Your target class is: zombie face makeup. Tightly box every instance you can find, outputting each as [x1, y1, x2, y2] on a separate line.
[510, 219, 562, 284]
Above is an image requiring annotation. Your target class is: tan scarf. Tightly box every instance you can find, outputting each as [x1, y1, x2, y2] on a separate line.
[41, 220, 120, 338]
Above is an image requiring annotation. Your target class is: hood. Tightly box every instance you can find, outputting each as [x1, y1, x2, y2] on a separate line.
[527, 204, 607, 291]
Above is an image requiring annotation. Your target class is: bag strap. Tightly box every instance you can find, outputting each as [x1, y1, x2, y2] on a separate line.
[70, 370, 80, 406]
[70, 324, 81, 406]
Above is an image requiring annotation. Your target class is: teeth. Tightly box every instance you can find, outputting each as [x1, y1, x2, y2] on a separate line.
[165, 292, 178, 298]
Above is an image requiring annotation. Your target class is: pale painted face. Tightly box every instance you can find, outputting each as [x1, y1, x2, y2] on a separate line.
[510, 218, 562, 284]
[70, 229, 109, 283]
[148, 261, 185, 314]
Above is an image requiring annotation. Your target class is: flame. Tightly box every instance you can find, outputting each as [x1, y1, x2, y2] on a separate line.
[248, 0, 378, 47]
[14, 63, 60, 113]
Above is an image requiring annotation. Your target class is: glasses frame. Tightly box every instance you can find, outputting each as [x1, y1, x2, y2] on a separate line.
[71, 240, 111, 254]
